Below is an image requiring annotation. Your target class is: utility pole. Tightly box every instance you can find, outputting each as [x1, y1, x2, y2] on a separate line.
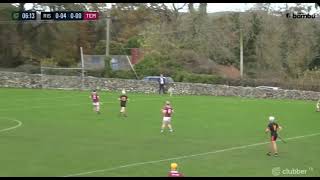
[240, 28, 243, 78]
[80, 47, 85, 90]
[106, 11, 111, 57]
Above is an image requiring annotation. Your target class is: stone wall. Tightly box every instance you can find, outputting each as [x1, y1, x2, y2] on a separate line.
[0, 71, 320, 101]
[0, 71, 41, 88]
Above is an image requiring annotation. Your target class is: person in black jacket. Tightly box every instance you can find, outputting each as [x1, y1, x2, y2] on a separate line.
[158, 74, 166, 95]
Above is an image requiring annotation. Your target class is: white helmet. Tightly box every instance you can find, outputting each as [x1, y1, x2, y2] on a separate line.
[269, 116, 275, 122]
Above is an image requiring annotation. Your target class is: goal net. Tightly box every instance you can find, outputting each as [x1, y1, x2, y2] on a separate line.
[40, 66, 85, 90]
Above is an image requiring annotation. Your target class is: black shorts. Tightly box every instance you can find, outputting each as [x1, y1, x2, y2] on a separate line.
[271, 134, 278, 142]
[120, 102, 126, 107]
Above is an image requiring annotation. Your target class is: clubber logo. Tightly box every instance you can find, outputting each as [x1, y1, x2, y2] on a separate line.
[272, 167, 281, 176]
[272, 167, 313, 176]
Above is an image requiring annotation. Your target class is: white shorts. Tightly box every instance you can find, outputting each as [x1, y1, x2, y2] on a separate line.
[163, 117, 171, 124]
[93, 102, 100, 106]
[120, 107, 125, 112]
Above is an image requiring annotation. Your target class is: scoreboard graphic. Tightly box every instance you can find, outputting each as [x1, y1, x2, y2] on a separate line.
[12, 11, 99, 21]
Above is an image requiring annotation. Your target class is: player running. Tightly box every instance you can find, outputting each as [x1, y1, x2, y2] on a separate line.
[316, 99, 320, 112]
[118, 89, 129, 117]
[265, 116, 282, 157]
[161, 101, 174, 133]
[168, 163, 184, 177]
[90, 89, 100, 114]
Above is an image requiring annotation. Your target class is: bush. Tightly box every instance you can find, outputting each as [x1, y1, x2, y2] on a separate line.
[57, 58, 76, 67]
[173, 71, 223, 84]
[16, 64, 40, 74]
[110, 70, 137, 79]
[135, 52, 182, 78]
[86, 70, 105, 78]
[104, 56, 112, 77]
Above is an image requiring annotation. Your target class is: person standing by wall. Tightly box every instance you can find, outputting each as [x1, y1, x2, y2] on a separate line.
[159, 74, 166, 95]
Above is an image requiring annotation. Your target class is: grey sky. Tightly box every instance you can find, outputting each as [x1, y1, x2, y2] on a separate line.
[24, 3, 318, 13]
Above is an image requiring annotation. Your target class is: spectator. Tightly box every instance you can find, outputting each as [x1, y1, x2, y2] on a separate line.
[158, 74, 166, 95]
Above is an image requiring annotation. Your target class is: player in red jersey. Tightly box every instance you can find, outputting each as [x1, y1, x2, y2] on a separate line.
[89, 89, 100, 114]
[161, 101, 174, 133]
[168, 163, 184, 177]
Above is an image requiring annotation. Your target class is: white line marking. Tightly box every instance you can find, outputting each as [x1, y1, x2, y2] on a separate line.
[0, 118, 22, 133]
[62, 132, 320, 177]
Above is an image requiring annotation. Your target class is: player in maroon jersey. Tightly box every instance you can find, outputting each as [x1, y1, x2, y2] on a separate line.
[161, 101, 174, 133]
[168, 163, 184, 177]
[118, 89, 129, 117]
[89, 89, 100, 114]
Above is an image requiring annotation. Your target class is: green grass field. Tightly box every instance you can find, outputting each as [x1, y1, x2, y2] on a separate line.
[0, 88, 319, 177]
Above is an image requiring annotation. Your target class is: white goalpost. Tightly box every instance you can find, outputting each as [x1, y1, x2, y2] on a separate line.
[126, 55, 139, 79]
[40, 47, 86, 90]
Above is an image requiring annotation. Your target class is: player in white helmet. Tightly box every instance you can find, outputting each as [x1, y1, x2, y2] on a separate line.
[118, 89, 129, 117]
[265, 116, 282, 157]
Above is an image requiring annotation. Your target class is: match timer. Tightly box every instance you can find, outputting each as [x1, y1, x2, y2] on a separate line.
[12, 11, 37, 20]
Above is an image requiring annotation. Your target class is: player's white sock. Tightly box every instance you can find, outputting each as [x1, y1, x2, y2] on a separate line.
[169, 129, 173, 132]
[161, 129, 164, 133]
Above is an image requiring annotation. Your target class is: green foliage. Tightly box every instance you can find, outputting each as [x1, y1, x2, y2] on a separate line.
[110, 70, 136, 79]
[41, 56, 76, 68]
[41, 58, 57, 66]
[173, 71, 223, 84]
[86, 70, 105, 78]
[123, 35, 144, 54]
[134, 52, 182, 78]
[110, 41, 126, 55]
[308, 55, 320, 70]
[15, 64, 40, 74]
[104, 56, 112, 77]
[94, 40, 106, 54]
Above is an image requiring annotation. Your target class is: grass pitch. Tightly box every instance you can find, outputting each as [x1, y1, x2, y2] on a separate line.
[0, 88, 319, 177]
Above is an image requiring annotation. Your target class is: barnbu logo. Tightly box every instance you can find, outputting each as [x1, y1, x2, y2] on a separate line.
[293, 13, 316, 19]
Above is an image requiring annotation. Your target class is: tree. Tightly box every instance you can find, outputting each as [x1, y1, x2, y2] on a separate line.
[188, 3, 195, 14]
[199, 3, 207, 16]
